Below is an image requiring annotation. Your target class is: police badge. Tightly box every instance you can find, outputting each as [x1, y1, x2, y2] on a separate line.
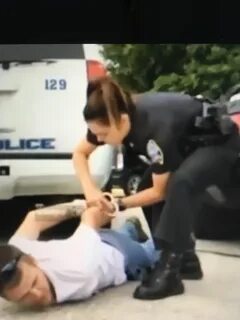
[146, 139, 164, 165]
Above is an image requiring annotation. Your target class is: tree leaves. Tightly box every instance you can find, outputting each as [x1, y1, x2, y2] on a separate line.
[101, 44, 240, 99]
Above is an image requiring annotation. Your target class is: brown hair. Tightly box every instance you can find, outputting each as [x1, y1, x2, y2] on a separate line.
[83, 76, 135, 126]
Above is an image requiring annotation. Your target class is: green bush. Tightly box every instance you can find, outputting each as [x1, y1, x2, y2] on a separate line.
[101, 44, 240, 99]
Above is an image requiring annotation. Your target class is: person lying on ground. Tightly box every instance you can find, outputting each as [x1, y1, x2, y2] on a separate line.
[0, 199, 156, 308]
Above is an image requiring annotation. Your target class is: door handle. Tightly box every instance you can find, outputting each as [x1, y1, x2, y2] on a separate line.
[0, 128, 15, 133]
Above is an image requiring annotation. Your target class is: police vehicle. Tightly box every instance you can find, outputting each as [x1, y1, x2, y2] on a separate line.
[0, 44, 114, 200]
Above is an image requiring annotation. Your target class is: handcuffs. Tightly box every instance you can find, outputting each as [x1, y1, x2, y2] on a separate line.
[34, 192, 126, 220]
[101, 192, 126, 217]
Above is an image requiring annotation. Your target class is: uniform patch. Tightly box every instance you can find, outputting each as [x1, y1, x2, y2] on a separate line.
[146, 139, 164, 165]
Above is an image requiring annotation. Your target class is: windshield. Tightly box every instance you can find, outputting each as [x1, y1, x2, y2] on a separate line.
[228, 99, 240, 112]
[0, 44, 85, 70]
[0, 44, 84, 62]
[229, 100, 240, 108]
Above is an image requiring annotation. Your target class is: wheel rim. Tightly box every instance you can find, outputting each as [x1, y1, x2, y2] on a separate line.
[127, 175, 141, 195]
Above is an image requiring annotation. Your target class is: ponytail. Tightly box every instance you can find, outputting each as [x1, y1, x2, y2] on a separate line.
[83, 76, 134, 126]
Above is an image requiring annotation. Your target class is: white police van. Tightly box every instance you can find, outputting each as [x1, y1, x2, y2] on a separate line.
[0, 44, 114, 200]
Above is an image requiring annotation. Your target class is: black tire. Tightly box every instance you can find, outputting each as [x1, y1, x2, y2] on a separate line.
[123, 173, 142, 195]
[194, 185, 240, 240]
[194, 204, 240, 240]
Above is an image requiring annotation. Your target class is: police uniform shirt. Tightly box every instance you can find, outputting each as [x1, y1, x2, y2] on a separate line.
[87, 92, 203, 174]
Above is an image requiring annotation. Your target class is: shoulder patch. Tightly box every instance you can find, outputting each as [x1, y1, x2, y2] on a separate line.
[146, 139, 164, 165]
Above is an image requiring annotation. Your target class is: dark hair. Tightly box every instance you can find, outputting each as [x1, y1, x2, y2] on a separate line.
[0, 245, 33, 297]
[83, 76, 135, 126]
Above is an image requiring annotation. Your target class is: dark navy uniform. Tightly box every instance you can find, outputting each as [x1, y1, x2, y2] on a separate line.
[86, 92, 240, 253]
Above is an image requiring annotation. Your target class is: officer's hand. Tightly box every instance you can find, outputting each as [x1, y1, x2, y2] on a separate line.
[86, 190, 116, 216]
[96, 195, 117, 217]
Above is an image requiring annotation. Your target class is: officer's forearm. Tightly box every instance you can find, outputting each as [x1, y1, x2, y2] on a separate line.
[72, 150, 99, 196]
[121, 187, 164, 209]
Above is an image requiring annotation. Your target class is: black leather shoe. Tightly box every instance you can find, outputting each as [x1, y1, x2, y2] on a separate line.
[180, 250, 203, 280]
[133, 251, 184, 300]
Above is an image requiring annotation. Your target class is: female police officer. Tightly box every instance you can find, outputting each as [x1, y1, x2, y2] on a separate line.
[72, 76, 240, 300]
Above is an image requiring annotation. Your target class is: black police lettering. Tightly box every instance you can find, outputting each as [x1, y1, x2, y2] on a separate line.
[0, 138, 56, 150]
[41, 139, 55, 149]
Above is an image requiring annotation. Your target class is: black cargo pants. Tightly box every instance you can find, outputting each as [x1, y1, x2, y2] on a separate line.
[137, 133, 240, 253]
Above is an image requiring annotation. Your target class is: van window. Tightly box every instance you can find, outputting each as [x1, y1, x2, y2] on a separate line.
[0, 44, 85, 61]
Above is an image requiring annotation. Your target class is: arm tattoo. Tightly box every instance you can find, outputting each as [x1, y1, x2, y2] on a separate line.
[34, 202, 87, 220]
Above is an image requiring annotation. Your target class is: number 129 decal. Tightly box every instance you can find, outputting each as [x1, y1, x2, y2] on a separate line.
[45, 79, 67, 90]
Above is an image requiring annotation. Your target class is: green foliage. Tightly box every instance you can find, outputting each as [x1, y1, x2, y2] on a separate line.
[101, 44, 240, 99]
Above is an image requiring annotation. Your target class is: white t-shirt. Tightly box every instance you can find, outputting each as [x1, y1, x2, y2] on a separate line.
[9, 224, 127, 303]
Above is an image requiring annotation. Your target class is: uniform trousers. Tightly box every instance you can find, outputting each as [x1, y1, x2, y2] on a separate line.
[138, 133, 240, 253]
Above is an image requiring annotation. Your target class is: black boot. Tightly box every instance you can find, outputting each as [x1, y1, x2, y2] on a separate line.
[133, 250, 184, 300]
[180, 250, 203, 280]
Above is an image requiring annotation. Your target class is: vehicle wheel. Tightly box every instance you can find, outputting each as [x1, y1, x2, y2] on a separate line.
[194, 203, 240, 240]
[124, 174, 142, 195]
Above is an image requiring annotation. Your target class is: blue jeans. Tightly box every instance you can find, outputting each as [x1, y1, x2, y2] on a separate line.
[116, 221, 159, 264]
[99, 221, 159, 280]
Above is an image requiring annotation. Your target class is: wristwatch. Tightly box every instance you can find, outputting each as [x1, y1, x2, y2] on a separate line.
[117, 198, 127, 211]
